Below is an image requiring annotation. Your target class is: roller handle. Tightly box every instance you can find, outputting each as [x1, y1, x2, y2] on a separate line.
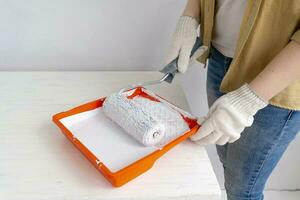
[160, 37, 204, 83]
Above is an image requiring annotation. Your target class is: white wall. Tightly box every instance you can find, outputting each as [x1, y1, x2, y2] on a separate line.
[1, 0, 299, 191]
[0, 0, 185, 70]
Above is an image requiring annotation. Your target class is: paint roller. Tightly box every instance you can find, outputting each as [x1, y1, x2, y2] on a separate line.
[103, 93, 166, 146]
[103, 38, 207, 147]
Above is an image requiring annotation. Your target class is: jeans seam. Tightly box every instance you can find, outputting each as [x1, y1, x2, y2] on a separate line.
[247, 111, 294, 197]
[226, 189, 262, 200]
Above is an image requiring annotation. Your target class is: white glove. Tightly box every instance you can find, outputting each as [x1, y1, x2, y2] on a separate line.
[190, 84, 268, 145]
[165, 16, 199, 73]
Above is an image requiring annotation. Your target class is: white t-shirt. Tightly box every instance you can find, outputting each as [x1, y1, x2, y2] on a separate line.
[211, 0, 248, 58]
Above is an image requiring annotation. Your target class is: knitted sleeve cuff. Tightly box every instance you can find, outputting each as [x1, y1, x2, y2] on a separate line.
[226, 84, 268, 116]
[176, 16, 199, 37]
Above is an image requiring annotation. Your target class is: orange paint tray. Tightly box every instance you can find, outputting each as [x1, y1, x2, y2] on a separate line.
[52, 87, 200, 187]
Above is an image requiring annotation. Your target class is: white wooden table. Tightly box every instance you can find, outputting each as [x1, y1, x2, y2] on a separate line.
[0, 72, 220, 200]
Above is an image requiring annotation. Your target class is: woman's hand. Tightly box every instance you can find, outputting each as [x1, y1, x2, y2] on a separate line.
[191, 40, 300, 145]
[165, 16, 199, 73]
[165, 0, 201, 73]
[191, 84, 268, 145]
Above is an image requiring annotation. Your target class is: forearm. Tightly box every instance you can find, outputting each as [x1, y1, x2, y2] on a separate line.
[182, 0, 200, 22]
[249, 41, 300, 101]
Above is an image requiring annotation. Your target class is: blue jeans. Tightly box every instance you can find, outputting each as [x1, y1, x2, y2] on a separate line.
[206, 46, 300, 200]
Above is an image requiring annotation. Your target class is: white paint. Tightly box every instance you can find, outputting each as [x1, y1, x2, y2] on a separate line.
[60, 107, 159, 172]
[60, 89, 193, 172]
[0, 0, 185, 70]
[180, 61, 300, 190]
[0, 71, 221, 200]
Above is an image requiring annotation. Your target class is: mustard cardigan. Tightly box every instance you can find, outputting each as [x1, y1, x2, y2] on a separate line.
[197, 0, 300, 110]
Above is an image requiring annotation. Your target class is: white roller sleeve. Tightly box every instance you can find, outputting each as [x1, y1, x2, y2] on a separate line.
[102, 92, 189, 147]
